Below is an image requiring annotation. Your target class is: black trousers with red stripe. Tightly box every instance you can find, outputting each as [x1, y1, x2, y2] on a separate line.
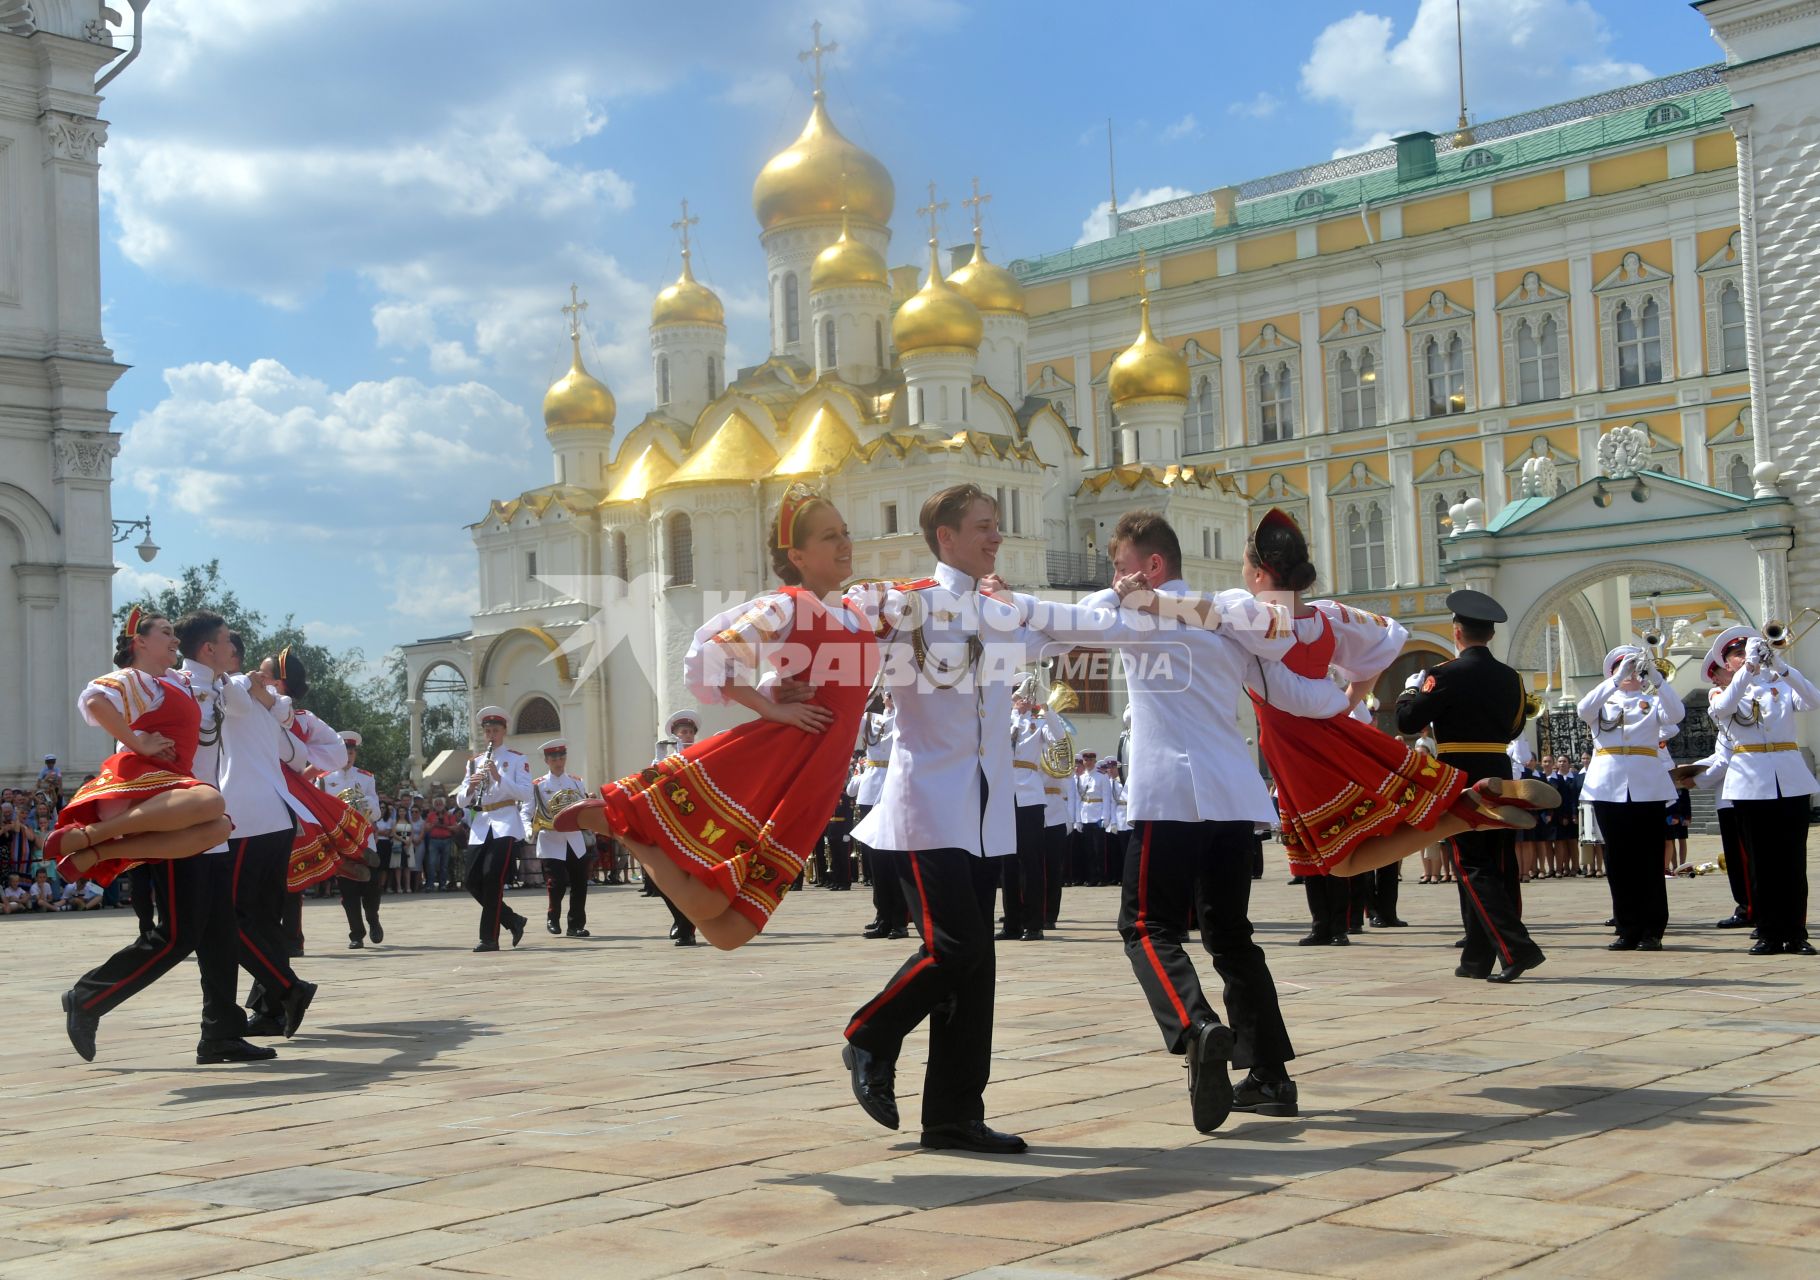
[1120, 820, 1294, 1068]
[544, 853, 590, 930]
[1719, 804, 1751, 921]
[233, 827, 303, 1017]
[466, 832, 526, 945]
[1733, 794, 1810, 945]
[1000, 803, 1047, 935]
[1042, 822, 1067, 928]
[1592, 800, 1668, 943]
[69, 853, 247, 1041]
[1452, 826, 1540, 969]
[845, 848, 1000, 1128]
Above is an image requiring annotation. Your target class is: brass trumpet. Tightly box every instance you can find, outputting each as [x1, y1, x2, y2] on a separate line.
[1762, 607, 1820, 649]
[1642, 631, 1675, 679]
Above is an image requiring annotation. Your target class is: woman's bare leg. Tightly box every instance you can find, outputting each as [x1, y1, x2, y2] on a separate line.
[1328, 813, 1472, 878]
[65, 816, 232, 874]
[566, 808, 758, 949]
[72, 787, 225, 846]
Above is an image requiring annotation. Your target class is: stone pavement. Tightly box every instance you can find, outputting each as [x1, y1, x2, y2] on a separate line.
[4, 839, 1819, 1279]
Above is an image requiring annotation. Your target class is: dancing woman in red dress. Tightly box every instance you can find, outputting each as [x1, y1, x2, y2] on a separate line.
[559, 485, 889, 950]
[259, 648, 372, 889]
[48, 609, 231, 880]
[1116, 510, 1556, 877]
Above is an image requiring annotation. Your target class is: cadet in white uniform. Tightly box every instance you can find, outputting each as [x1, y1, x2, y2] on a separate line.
[459, 706, 533, 952]
[849, 697, 907, 939]
[643, 710, 700, 946]
[526, 739, 591, 937]
[1577, 645, 1684, 950]
[1075, 752, 1111, 883]
[320, 732, 383, 947]
[1705, 626, 1818, 954]
[1678, 650, 1752, 931]
[1039, 742, 1073, 931]
[1002, 682, 1060, 941]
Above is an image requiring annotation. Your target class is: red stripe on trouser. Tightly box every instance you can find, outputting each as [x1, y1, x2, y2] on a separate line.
[491, 834, 513, 941]
[1451, 838, 1512, 965]
[1135, 823, 1192, 1035]
[85, 861, 179, 1011]
[844, 851, 938, 1040]
[233, 838, 289, 986]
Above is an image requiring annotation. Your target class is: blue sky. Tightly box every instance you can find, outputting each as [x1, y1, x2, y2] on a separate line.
[99, 0, 1725, 661]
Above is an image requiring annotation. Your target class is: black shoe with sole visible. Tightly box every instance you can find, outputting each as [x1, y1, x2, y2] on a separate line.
[472, 941, 500, 952]
[1607, 937, 1639, 951]
[1378, 917, 1409, 928]
[887, 926, 909, 939]
[1715, 913, 1751, 929]
[1186, 1020, 1236, 1134]
[62, 991, 97, 1063]
[674, 933, 697, 947]
[1750, 938, 1782, 955]
[566, 927, 590, 938]
[197, 1038, 278, 1064]
[861, 921, 886, 938]
[1635, 938, 1662, 952]
[1488, 951, 1546, 983]
[370, 921, 384, 944]
[1454, 963, 1492, 979]
[282, 980, 317, 1038]
[842, 1043, 899, 1130]
[1297, 932, 1328, 946]
[243, 1014, 286, 1038]
[918, 1120, 1027, 1154]
[1328, 933, 1351, 946]
[547, 918, 562, 935]
[1231, 1072, 1299, 1117]
[348, 937, 364, 949]
[508, 917, 526, 948]
[1786, 940, 1817, 956]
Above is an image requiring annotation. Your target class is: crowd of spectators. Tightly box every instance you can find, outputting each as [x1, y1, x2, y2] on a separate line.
[1, 755, 120, 914]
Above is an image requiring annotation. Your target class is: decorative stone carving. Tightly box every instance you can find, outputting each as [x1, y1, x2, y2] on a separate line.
[1521, 454, 1559, 498]
[42, 112, 108, 164]
[0, 2, 34, 38]
[50, 431, 120, 481]
[1597, 424, 1651, 478]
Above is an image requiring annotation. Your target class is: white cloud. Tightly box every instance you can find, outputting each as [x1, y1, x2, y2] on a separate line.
[1074, 185, 1196, 247]
[1228, 92, 1282, 121]
[371, 553, 483, 629]
[1162, 113, 1201, 142]
[1300, 0, 1652, 150]
[112, 562, 179, 607]
[303, 619, 365, 644]
[117, 358, 537, 544]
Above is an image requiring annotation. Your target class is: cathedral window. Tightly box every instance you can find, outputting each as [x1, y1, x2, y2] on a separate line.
[1614, 298, 1663, 387]
[1185, 375, 1218, 453]
[1423, 333, 1467, 415]
[882, 501, 899, 534]
[612, 531, 629, 581]
[1256, 362, 1294, 443]
[1010, 488, 1022, 535]
[875, 321, 885, 368]
[526, 550, 538, 580]
[657, 355, 670, 405]
[1335, 350, 1377, 430]
[822, 316, 837, 367]
[783, 273, 801, 344]
[707, 356, 720, 399]
[1719, 280, 1746, 373]
[1201, 527, 1211, 559]
[514, 696, 560, 736]
[666, 512, 694, 587]
[1515, 315, 1561, 403]
[913, 388, 925, 423]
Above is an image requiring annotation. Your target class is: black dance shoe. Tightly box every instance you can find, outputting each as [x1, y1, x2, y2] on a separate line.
[674, 933, 697, 947]
[546, 918, 562, 935]
[371, 921, 384, 944]
[1487, 951, 1546, 983]
[1021, 929, 1044, 941]
[62, 991, 98, 1063]
[919, 1120, 1027, 1154]
[197, 1038, 278, 1064]
[243, 1014, 286, 1038]
[1297, 931, 1328, 946]
[566, 927, 591, 938]
[1328, 933, 1351, 946]
[1715, 913, 1751, 929]
[1607, 937, 1639, 951]
[1455, 963, 1492, 979]
[472, 941, 499, 952]
[887, 926, 909, 939]
[282, 980, 317, 1038]
[1749, 939, 1781, 955]
[1635, 938, 1663, 952]
[1187, 1020, 1236, 1134]
[1786, 940, 1817, 956]
[843, 1043, 899, 1130]
[1231, 1072, 1299, 1117]
[508, 918, 525, 948]
[348, 938, 364, 949]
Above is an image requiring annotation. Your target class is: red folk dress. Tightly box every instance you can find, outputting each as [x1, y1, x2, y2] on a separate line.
[280, 716, 372, 890]
[1253, 607, 1466, 876]
[54, 669, 212, 887]
[595, 586, 882, 930]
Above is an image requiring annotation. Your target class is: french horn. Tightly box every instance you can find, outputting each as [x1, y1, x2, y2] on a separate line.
[1038, 682, 1080, 778]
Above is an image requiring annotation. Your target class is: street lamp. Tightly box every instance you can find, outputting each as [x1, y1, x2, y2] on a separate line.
[112, 515, 159, 563]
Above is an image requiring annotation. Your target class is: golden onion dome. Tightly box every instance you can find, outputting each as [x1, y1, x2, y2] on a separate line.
[947, 240, 1025, 316]
[810, 207, 888, 293]
[1108, 297, 1189, 405]
[650, 250, 725, 328]
[892, 239, 983, 355]
[542, 331, 616, 432]
[753, 93, 894, 232]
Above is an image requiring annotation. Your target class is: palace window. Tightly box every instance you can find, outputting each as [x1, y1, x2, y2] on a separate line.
[1051, 647, 1112, 715]
[1256, 362, 1295, 442]
[1336, 350, 1377, 430]
[1614, 298, 1663, 387]
[1514, 315, 1561, 403]
[1423, 333, 1467, 416]
[1185, 375, 1218, 453]
[1719, 280, 1746, 373]
[1344, 501, 1389, 592]
[657, 355, 670, 405]
[666, 512, 694, 587]
[1728, 454, 1751, 497]
[514, 696, 560, 736]
[782, 273, 800, 344]
[822, 316, 837, 367]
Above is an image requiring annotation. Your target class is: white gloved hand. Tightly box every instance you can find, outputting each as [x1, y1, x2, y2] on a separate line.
[1404, 669, 1427, 692]
[1747, 638, 1772, 671]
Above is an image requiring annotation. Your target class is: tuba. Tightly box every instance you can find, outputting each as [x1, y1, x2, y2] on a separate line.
[1038, 682, 1080, 778]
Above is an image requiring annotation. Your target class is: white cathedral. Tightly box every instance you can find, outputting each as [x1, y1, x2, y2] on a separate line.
[400, 59, 1230, 786]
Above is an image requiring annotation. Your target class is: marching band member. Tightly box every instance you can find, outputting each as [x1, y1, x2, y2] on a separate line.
[320, 733, 384, 948]
[1039, 742, 1072, 931]
[53, 610, 241, 1064]
[645, 710, 703, 946]
[851, 694, 907, 940]
[460, 706, 534, 952]
[1705, 626, 1818, 955]
[1075, 750, 1110, 885]
[1674, 650, 1751, 931]
[526, 740, 591, 938]
[1577, 644, 1684, 952]
[1001, 679, 1057, 942]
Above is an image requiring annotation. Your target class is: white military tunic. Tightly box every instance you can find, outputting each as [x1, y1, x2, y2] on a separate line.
[319, 764, 381, 850]
[1576, 674, 1685, 803]
[460, 747, 533, 843]
[850, 708, 896, 808]
[1010, 711, 1061, 809]
[526, 771, 588, 859]
[1708, 662, 1820, 801]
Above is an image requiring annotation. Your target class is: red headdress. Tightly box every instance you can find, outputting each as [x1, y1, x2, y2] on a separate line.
[775, 481, 823, 551]
[277, 645, 291, 682]
[121, 605, 143, 642]
[1252, 506, 1306, 568]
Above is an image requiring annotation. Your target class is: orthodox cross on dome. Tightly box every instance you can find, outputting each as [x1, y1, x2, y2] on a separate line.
[799, 20, 837, 98]
[962, 176, 991, 246]
[1130, 247, 1151, 300]
[671, 197, 699, 264]
[562, 283, 588, 342]
[917, 180, 947, 245]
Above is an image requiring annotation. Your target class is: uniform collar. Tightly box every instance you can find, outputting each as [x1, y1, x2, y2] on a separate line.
[180, 658, 221, 689]
[934, 560, 976, 593]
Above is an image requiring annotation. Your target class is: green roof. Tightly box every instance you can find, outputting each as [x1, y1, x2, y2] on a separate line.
[1012, 68, 1732, 284]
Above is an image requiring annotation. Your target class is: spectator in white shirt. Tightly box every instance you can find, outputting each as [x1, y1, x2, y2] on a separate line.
[1, 874, 26, 914]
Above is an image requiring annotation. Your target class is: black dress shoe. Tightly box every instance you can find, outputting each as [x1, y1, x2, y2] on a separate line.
[566, 927, 590, 938]
[995, 928, 1020, 941]
[243, 1014, 286, 1038]
[1231, 1072, 1299, 1117]
[1021, 929, 1044, 941]
[1750, 938, 1782, 955]
[285, 944, 305, 959]
[919, 1120, 1027, 1154]
[472, 941, 500, 952]
[674, 933, 697, 947]
[1379, 917, 1409, 928]
[62, 991, 97, 1063]
[1455, 963, 1492, 979]
[1607, 937, 1639, 951]
[861, 921, 886, 938]
[1186, 1020, 1236, 1134]
[1715, 913, 1751, 929]
[842, 1043, 899, 1130]
[348, 937, 364, 949]
[1488, 952, 1545, 983]
[887, 926, 909, 939]
[1328, 933, 1351, 946]
[282, 981, 317, 1038]
[1367, 915, 1385, 928]
[1453, 937, 1468, 949]
[197, 1038, 278, 1064]
[1604, 918, 1616, 928]
[1635, 938, 1663, 952]
[509, 918, 525, 948]
[547, 918, 562, 935]
[668, 923, 680, 939]
[370, 921, 384, 944]
[1786, 941, 1817, 956]
[1297, 931, 1328, 946]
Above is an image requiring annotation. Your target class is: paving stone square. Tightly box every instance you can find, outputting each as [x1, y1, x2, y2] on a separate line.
[4, 846, 1819, 1278]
